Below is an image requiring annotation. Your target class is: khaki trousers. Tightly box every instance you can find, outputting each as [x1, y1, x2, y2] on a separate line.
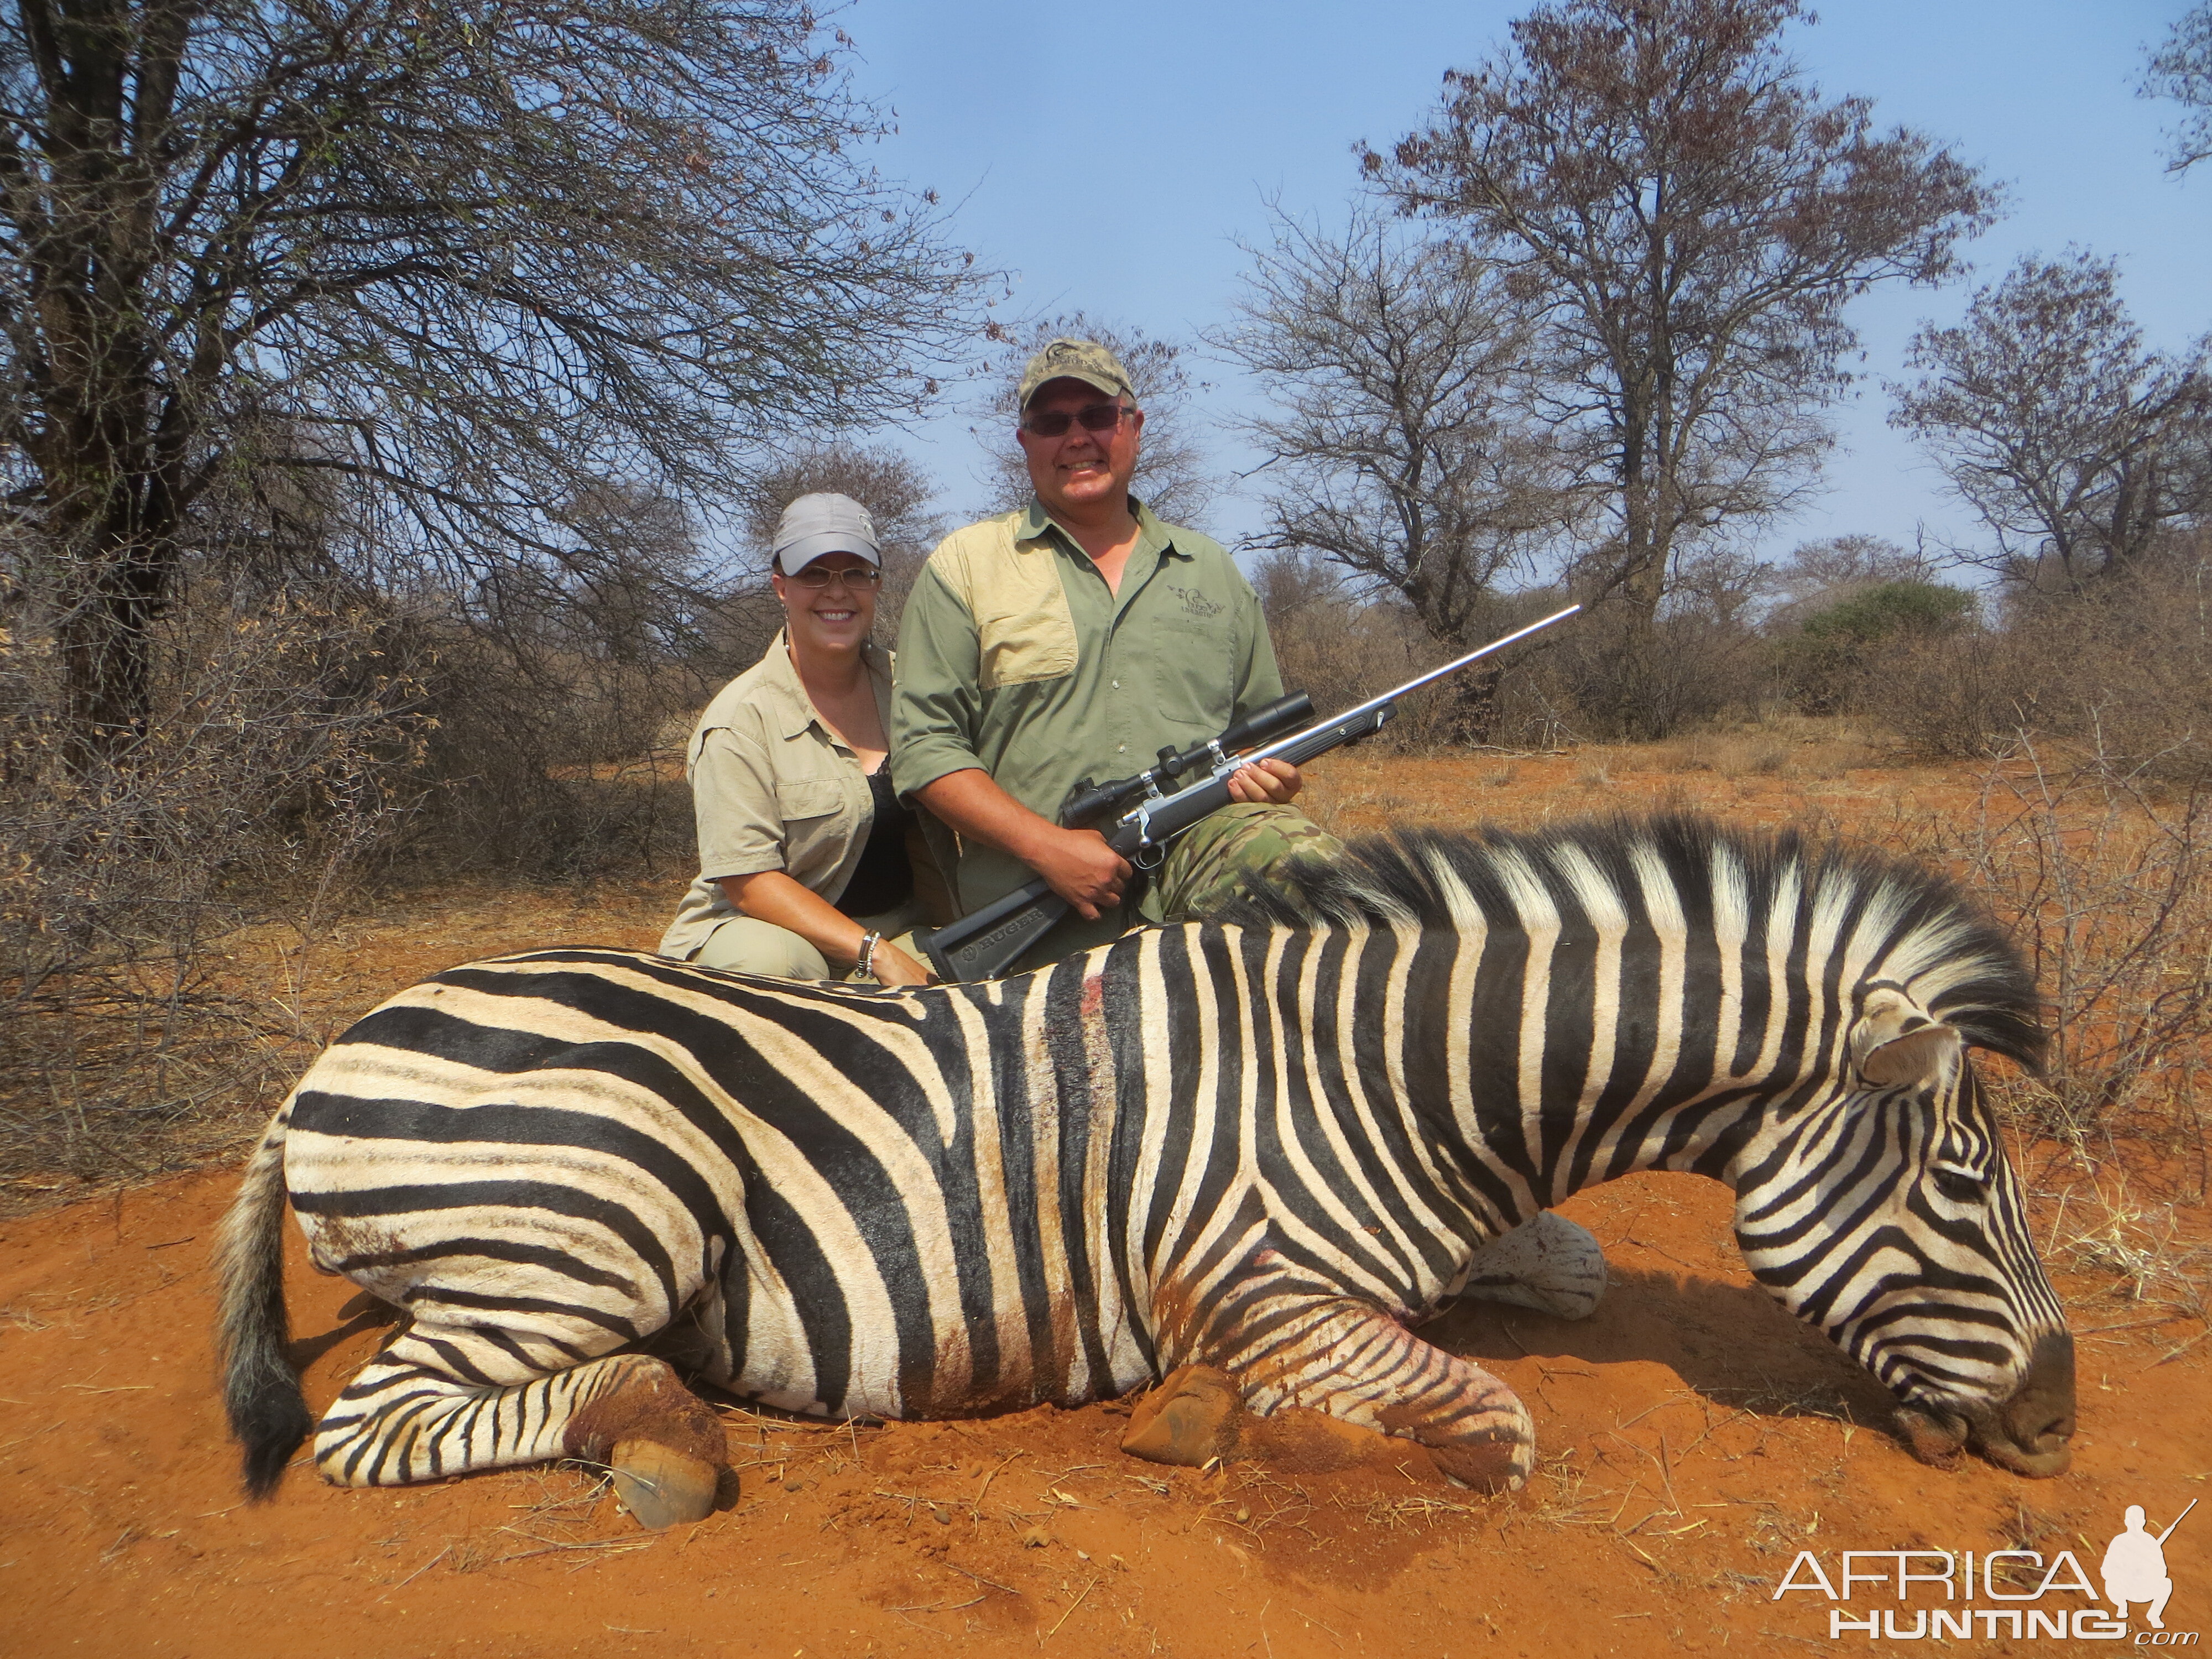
[690, 896, 930, 983]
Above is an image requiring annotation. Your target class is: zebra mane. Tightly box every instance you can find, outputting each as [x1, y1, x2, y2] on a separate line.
[1222, 812, 2045, 1069]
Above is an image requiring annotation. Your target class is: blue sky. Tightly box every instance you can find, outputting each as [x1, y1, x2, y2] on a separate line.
[834, 1, 2210, 572]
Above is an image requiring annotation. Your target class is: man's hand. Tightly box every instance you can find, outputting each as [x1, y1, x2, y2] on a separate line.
[1225, 756, 1302, 806]
[1028, 825, 1131, 920]
[915, 767, 1135, 921]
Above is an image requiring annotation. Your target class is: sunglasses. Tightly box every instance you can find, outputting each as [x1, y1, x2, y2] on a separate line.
[1021, 402, 1134, 439]
[782, 563, 883, 590]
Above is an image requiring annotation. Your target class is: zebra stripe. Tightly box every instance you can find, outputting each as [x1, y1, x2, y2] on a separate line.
[217, 814, 2073, 1507]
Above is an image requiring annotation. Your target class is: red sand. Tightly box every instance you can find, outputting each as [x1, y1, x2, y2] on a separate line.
[3, 1149, 2204, 1658]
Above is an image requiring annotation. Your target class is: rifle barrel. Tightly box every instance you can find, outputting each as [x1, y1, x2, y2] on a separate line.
[2157, 1498, 2197, 1545]
[1237, 604, 1580, 773]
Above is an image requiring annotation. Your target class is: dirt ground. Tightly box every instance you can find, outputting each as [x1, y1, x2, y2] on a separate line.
[4, 743, 2208, 1658]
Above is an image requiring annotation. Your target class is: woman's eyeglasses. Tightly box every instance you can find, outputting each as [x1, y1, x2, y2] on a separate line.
[785, 564, 883, 590]
[1020, 403, 1133, 439]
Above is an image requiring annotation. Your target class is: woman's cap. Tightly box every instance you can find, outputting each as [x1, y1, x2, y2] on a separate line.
[773, 493, 881, 571]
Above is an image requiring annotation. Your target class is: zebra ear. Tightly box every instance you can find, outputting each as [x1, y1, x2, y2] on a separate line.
[1850, 987, 1962, 1088]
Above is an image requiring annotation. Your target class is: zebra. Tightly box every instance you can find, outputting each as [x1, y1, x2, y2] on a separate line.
[217, 814, 2074, 1529]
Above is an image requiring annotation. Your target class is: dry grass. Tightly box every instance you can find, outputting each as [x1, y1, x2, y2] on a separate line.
[2030, 1162, 2211, 1364]
[1635, 716, 1886, 784]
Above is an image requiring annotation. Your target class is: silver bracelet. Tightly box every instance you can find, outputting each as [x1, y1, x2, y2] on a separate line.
[855, 930, 881, 979]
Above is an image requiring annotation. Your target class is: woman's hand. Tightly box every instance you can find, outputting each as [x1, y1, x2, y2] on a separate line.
[869, 940, 934, 988]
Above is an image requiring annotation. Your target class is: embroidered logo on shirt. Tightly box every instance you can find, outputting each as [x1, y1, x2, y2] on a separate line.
[1166, 584, 1224, 620]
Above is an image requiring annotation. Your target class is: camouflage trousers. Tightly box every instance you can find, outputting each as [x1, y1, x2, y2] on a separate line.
[1135, 804, 1344, 924]
[998, 804, 1344, 974]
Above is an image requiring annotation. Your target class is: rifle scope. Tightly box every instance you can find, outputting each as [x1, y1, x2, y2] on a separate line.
[1057, 692, 1315, 828]
[1156, 692, 1314, 783]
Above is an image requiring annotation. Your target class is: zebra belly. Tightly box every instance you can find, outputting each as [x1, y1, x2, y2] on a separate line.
[280, 1064, 1152, 1424]
[709, 1171, 1157, 1422]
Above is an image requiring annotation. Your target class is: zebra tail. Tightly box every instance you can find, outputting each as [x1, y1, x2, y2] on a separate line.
[214, 1104, 312, 1498]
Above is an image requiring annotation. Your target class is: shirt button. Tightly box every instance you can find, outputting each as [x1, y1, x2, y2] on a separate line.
[1118, 744, 1127, 754]
[1111, 680, 1120, 689]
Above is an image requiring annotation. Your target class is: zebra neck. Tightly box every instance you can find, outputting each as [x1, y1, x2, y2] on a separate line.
[1386, 925, 1833, 1225]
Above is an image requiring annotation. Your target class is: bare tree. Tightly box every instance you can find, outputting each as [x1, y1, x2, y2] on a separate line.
[1889, 251, 2212, 592]
[969, 312, 1217, 524]
[1250, 545, 1349, 632]
[2146, 2, 2212, 174]
[1364, 0, 1995, 731]
[0, 0, 982, 761]
[1213, 208, 1577, 737]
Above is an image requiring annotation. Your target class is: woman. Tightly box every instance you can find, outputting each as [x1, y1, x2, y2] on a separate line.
[659, 493, 937, 987]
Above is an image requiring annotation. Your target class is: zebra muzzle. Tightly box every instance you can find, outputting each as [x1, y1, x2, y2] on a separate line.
[1896, 1331, 2076, 1480]
[1979, 1330, 2077, 1478]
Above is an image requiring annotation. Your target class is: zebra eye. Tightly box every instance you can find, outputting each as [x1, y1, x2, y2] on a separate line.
[1931, 1167, 1987, 1203]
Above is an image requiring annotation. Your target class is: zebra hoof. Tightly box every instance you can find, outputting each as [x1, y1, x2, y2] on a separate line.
[609, 1438, 721, 1530]
[1121, 1365, 1244, 1467]
[1428, 1435, 1531, 1495]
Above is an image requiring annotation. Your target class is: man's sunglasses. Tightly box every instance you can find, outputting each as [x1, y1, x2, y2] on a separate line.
[1021, 403, 1134, 439]
[782, 563, 883, 589]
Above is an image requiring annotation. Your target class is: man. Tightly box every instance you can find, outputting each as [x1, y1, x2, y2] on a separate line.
[891, 337, 1339, 972]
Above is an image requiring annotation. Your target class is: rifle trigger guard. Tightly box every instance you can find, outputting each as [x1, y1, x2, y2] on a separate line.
[1133, 843, 1165, 872]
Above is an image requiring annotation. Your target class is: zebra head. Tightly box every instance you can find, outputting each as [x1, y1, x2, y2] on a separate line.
[1731, 983, 2074, 1478]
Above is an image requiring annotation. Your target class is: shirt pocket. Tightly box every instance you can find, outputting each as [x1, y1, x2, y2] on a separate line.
[1149, 615, 1238, 735]
[774, 779, 844, 822]
[977, 593, 1079, 690]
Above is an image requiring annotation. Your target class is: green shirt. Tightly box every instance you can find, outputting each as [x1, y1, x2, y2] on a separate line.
[890, 497, 1282, 957]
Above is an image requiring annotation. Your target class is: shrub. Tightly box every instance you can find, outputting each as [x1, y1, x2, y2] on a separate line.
[1777, 580, 1975, 715]
[0, 578, 427, 1183]
[1912, 745, 2212, 1153]
[1859, 552, 2212, 781]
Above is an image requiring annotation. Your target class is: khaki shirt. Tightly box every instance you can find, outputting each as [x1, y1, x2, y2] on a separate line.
[660, 634, 904, 961]
[889, 498, 1282, 958]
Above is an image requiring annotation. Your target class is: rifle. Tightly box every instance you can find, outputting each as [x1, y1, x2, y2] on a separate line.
[915, 603, 1580, 982]
[2157, 1499, 2197, 1546]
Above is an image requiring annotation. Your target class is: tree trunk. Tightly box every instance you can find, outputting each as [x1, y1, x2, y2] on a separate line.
[1445, 662, 1505, 746]
[50, 483, 176, 765]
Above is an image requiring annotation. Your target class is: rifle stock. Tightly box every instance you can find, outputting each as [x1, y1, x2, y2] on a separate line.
[917, 876, 1066, 982]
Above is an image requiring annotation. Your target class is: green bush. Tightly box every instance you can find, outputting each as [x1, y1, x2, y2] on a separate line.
[1801, 581, 1975, 644]
[1781, 580, 1975, 714]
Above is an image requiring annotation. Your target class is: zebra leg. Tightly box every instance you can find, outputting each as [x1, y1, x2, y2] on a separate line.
[314, 1322, 727, 1529]
[1450, 1212, 1608, 1321]
[1212, 1291, 1537, 1491]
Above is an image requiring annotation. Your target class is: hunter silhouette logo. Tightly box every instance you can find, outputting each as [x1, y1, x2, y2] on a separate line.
[2106, 1500, 2193, 1631]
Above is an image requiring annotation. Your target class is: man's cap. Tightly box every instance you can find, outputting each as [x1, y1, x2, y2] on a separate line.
[1017, 338, 1136, 411]
[772, 492, 881, 571]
